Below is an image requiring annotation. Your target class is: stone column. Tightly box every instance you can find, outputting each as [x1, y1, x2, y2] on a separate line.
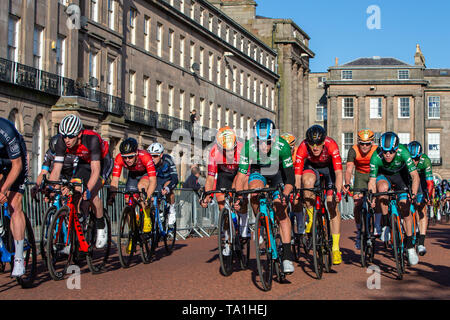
[358, 95, 366, 130]
[296, 66, 304, 137]
[291, 63, 298, 135]
[328, 96, 338, 138]
[282, 56, 293, 133]
[303, 70, 310, 136]
[386, 95, 394, 131]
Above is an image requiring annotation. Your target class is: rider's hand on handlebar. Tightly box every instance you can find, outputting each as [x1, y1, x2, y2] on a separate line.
[200, 195, 211, 208]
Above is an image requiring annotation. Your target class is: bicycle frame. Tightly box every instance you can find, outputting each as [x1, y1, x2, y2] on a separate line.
[258, 195, 278, 260]
[0, 203, 13, 263]
[153, 193, 169, 238]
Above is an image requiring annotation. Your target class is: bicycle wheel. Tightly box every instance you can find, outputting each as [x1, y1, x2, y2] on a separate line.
[40, 206, 57, 265]
[86, 209, 111, 274]
[391, 214, 404, 280]
[360, 207, 368, 268]
[367, 210, 375, 264]
[117, 206, 137, 268]
[47, 206, 72, 281]
[312, 208, 324, 279]
[255, 210, 273, 291]
[322, 210, 332, 273]
[139, 206, 154, 264]
[290, 215, 301, 262]
[218, 208, 233, 276]
[163, 207, 177, 254]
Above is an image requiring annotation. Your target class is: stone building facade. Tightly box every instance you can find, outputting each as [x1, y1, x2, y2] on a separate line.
[0, 0, 278, 181]
[311, 46, 449, 180]
[209, 0, 315, 139]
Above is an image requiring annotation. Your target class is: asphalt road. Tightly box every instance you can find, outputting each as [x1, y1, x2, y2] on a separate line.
[1, 220, 449, 300]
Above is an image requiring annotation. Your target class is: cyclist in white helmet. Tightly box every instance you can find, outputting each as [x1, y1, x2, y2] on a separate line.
[147, 142, 179, 226]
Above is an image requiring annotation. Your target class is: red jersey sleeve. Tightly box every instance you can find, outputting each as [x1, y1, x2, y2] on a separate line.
[207, 145, 218, 177]
[112, 154, 124, 178]
[326, 138, 343, 171]
[140, 151, 156, 177]
[294, 141, 308, 175]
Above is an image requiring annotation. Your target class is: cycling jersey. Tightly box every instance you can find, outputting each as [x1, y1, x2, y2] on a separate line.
[54, 129, 109, 164]
[347, 144, 378, 174]
[294, 137, 343, 175]
[414, 153, 434, 196]
[42, 149, 78, 179]
[369, 144, 416, 178]
[207, 141, 244, 177]
[153, 154, 178, 191]
[112, 150, 156, 178]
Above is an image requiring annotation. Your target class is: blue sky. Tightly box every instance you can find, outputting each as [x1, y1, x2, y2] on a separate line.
[255, 0, 450, 72]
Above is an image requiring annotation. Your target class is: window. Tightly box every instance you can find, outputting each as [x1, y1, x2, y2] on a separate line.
[428, 132, 440, 160]
[232, 66, 237, 92]
[130, 9, 136, 45]
[428, 96, 440, 119]
[56, 36, 66, 77]
[247, 117, 251, 139]
[168, 85, 174, 116]
[179, 90, 185, 119]
[217, 105, 221, 129]
[253, 78, 257, 102]
[108, 0, 115, 30]
[316, 105, 324, 121]
[91, 0, 98, 22]
[253, 47, 257, 60]
[156, 23, 163, 57]
[239, 71, 244, 96]
[129, 70, 136, 105]
[271, 58, 275, 72]
[180, 0, 185, 14]
[209, 102, 214, 128]
[190, 1, 195, 19]
[341, 70, 352, 80]
[31, 118, 45, 182]
[271, 87, 275, 110]
[398, 70, 409, 80]
[342, 133, 354, 162]
[225, 108, 230, 126]
[208, 14, 213, 32]
[233, 111, 237, 128]
[144, 16, 151, 51]
[225, 26, 230, 43]
[107, 58, 115, 96]
[240, 36, 244, 52]
[216, 57, 221, 86]
[199, 47, 204, 77]
[240, 114, 244, 137]
[89, 51, 97, 82]
[190, 42, 195, 70]
[8, 16, 20, 62]
[208, 52, 213, 81]
[265, 85, 269, 108]
[200, 98, 205, 125]
[370, 98, 382, 119]
[247, 42, 251, 56]
[259, 82, 263, 105]
[398, 133, 410, 144]
[342, 97, 354, 118]
[225, 68, 230, 90]
[233, 31, 237, 47]
[143, 76, 149, 109]
[259, 51, 263, 64]
[199, 7, 204, 26]
[33, 26, 44, 70]
[168, 29, 174, 63]
[156, 81, 162, 113]
[217, 20, 222, 37]
[190, 94, 195, 112]
[398, 97, 410, 118]
[179, 36, 185, 68]
[247, 74, 251, 99]
[265, 55, 269, 68]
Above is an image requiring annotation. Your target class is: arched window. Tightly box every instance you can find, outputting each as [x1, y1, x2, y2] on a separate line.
[8, 109, 23, 134]
[31, 116, 45, 182]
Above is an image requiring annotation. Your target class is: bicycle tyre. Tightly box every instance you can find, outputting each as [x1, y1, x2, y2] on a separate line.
[322, 209, 332, 273]
[391, 213, 404, 280]
[139, 206, 153, 264]
[367, 210, 375, 264]
[86, 209, 112, 274]
[360, 207, 368, 268]
[46, 206, 72, 281]
[117, 206, 137, 268]
[40, 205, 57, 265]
[290, 215, 301, 262]
[163, 208, 177, 254]
[312, 207, 324, 280]
[255, 210, 273, 291]
[218, 208, 233, 276]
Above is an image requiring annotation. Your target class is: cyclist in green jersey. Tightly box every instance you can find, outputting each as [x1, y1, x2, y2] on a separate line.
[408, 141, 434, 256]
[234, 118, 296, 274]
[368, 132, 420, 265]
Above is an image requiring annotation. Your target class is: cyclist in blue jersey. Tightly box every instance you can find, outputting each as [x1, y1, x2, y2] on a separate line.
[0, 117, 29, 277]
[147, 143, 179, 226]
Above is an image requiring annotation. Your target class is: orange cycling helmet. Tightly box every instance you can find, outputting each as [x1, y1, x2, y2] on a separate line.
[281, 133, 296, 147]
[216, 126, 237, 151]
[357, 129, 374, 142]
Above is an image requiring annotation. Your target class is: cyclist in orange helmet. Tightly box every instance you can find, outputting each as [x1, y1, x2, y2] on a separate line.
[343, 129, 380, 250]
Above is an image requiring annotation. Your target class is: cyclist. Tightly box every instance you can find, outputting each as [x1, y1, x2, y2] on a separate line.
[407, 141, 433, 256]
[234, 118, 296, 274]
[0, 117, 29, 277]
[49, 114, 113, 249]
[147, 142, 179, 226]
[108, 138, 157, 234]
[200, 127, 249, 243]
[343, 129, 379, 250]
[31, 134, 79, 200]
[368, 132, 420, 265]
[294, 124, 344, 265]
[441, 179, 450, 218]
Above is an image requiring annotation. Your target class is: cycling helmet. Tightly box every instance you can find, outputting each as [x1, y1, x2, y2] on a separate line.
[254, 118, 275, 141]
[120, 138, 138, 154]
[380, 132, 399, 152]
[216, 126, 237, 151]
[357, 129, 374, 142]
[281, 133, 296, 147]
[148, 142, 164, 155]
[407, 141, 423, 159]
[49, 134, 60, 154]
[305, 125, 326, 146]
[59, 114, 83, 137]
[442, 179, 448, 187]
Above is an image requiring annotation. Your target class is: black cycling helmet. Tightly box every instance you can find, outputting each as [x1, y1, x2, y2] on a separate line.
[380, 131, 399, 152]
[49, 134, 60, 154]
[407, 141, 423, 159]
[254, 118, 275, 141]
[120, 138, 138, 154]
[305, 125, 326, 146]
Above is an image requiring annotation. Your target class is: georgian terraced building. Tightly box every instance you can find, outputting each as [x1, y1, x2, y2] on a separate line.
[0, 0, 279, 181]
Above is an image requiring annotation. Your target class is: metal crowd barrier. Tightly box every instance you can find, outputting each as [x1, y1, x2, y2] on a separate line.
[22, 183, 355, 246]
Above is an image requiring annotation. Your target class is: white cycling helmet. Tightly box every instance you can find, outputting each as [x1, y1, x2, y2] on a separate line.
[59, 114, 83, 137]
[148, 142, 164, 155]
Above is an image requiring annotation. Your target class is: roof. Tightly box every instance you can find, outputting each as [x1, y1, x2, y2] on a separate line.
[343, 57, 410, 67]
[424, 69, 450, 76]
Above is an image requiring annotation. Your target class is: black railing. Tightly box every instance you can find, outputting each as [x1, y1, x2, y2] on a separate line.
[124, 103, 157, 127]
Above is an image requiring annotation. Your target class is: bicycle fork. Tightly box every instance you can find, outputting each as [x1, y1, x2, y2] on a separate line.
[259, 199, 278, 260]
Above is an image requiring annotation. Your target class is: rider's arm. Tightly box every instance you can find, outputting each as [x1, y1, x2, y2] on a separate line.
[166, 156, 179, 190]
[36, 169, 49, 187]
[294, 142, 307, 190]
[409, 170, 420, 197]
[344, 147, 356, 187]
[0, 157, 22, 194]
[49, 136, 66, 185]
[88, 160, 101, 191]
[147, 176, 157, 198]
[236, 140, 251, 192]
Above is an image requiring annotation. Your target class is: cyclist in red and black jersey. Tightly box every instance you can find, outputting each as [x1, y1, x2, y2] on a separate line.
[50, 114, 113, 249]
[294, 125, 344, 265]
[108, 138, 157, 233]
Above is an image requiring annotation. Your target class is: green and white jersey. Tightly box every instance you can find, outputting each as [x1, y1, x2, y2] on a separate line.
[369, 144, 417, 178]
[415, 153, 433, 181]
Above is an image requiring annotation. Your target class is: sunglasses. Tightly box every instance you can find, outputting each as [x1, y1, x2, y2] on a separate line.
[382, 150, 396, 155]
[151, 154, 161, 158]
[63, 134, 77, 139]
[122, 154, 137, 159]
[307, 142, 324, 148]
[359, 142, 372, 147]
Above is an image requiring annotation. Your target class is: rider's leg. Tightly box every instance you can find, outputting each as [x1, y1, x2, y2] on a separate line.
[301, 172, 317, 233]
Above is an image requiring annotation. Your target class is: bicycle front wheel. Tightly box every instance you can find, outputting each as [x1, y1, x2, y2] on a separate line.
[12, 215, 37, 288]
[312, 208, 324, 280]
[40, 205, 57, 265]
[117, 206, 137, 268]
[391, 213, 404, 280]
[163, 209, 177, 254]
[360, 207, 368, 268]
[218, 208, 233, 276]
[86, 209, 112, 274]
[255, 211, 273, 291]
